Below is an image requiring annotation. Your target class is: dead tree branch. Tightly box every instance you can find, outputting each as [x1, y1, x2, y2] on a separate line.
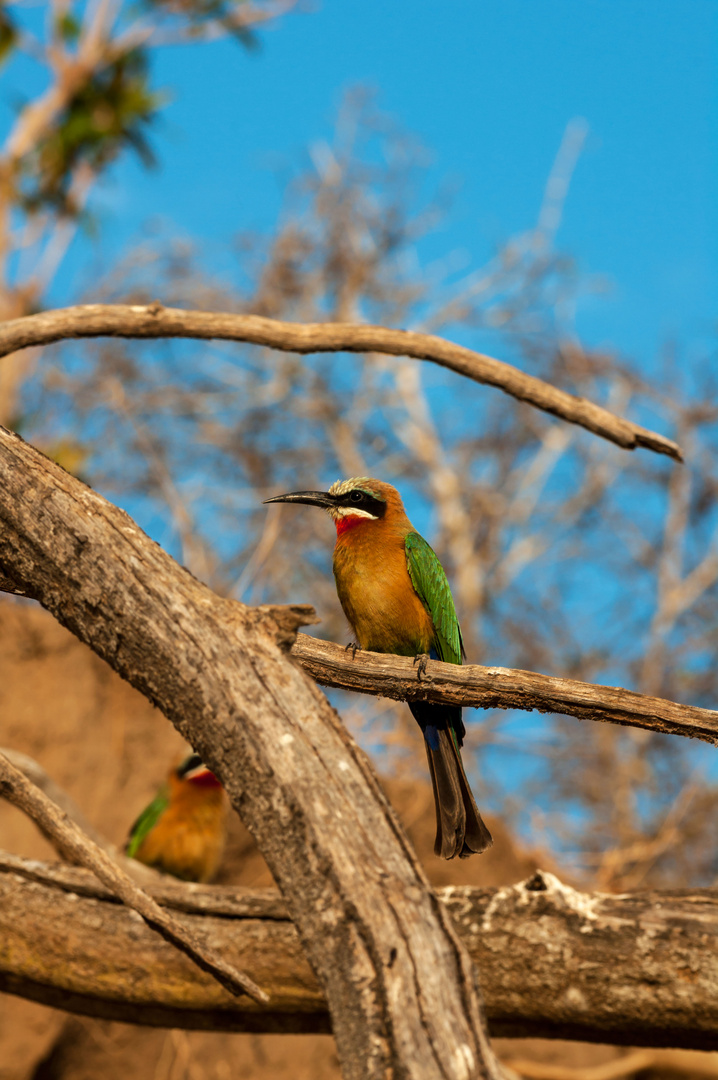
[0, 751, 268, 1003]
[0, 747, 111, 852]
[292, 634, 718, 745]
[0, 304, 681, 459]
[0, 746, 161, 882]
[0, 424, 505, 1080]
[3, 854, 718, 1050]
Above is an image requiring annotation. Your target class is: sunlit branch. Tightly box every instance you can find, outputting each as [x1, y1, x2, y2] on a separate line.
[0, 421, 506, 1080]
[0, 303, 683, 459]
[291, 635, 718, 746]
[3, 854, 718, 1050]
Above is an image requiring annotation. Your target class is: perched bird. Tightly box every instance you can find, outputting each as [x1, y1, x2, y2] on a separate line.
[126, 753, 228, 882]
[265, 477, 492, 859]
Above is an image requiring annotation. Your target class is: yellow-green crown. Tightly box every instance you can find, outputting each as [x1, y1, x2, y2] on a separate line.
[328, 477, 385, 500]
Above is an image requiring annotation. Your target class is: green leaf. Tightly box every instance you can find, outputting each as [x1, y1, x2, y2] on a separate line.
[56, 11, 81, 43]
[21, 48, 163, 214]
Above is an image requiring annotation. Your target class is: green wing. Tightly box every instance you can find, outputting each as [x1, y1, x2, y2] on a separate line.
[126, 786, 169, 857]
[405, 532, 464, 666]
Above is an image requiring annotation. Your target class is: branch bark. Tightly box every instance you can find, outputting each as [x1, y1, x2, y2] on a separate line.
[3, 854, 718, 1050]
[0, 303, 681, 459]
[292, 634, 718, 746]
[0, 424, 505, 1080]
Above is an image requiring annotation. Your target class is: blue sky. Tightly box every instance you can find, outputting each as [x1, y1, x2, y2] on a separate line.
[65, 0, 717, 370]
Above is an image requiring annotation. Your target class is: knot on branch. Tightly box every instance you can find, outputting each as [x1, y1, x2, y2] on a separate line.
[524, 870, 549, 892]
[256, 604, 320, 650]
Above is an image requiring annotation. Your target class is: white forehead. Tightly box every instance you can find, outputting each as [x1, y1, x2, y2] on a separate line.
[328, 477, 375, 497]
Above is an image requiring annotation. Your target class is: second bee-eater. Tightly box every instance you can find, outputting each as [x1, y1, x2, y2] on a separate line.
[126, 753, 228, 882]
[265, 477, 492, 859]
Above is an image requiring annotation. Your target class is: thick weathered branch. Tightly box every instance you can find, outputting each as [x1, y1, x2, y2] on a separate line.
[0, 424, 505, 1080]
[292, 634, 718, 746]
[3, 854, 718, 1050]
[0, 751, 268, 1003]
[0, 304, 681, 459]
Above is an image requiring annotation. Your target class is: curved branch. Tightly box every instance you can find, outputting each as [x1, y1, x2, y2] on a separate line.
[3, 854, 718, 1050]
[0, 424, 505, 1080]
[0, 303, 681, 460]
[292, 635, 718, 746]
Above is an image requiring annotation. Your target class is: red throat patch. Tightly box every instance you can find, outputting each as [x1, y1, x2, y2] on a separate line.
[187, 769, 222, 789]
[335, 513, 372, 538]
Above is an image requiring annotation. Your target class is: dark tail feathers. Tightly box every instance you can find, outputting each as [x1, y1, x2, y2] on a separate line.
[424, 727, 492, 859]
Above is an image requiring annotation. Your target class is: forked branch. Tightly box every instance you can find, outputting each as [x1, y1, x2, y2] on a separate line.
[0, 423, 506, 1080]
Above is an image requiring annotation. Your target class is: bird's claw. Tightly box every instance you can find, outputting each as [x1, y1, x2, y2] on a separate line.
[345, 641, 361, 660]
[413, 653, 430, 680]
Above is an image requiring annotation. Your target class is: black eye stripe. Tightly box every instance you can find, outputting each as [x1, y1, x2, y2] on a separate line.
[338, 491, 386, 518]
[178, 753, 203, 777]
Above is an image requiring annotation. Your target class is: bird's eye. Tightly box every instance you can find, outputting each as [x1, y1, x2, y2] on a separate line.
[350, 491, 363, 503]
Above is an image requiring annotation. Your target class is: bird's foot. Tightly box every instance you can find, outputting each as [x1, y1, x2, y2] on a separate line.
[345, 641, 362, 660]
[413, 653, 430, 680]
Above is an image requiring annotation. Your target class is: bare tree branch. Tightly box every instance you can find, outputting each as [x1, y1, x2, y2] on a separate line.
[0, 423, 507, 1080]
[3, 601, 715, 750]
[0, 750, 268, 1003]
[0, 746, 163, 882]
[3, 854, 718, 1050]
[291, 634, 718, 745]
[0, 746, 117, 853]
[0, 303, 682, 459]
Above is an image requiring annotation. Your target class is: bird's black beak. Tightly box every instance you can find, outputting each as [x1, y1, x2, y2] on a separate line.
[263, 490, 337, 510]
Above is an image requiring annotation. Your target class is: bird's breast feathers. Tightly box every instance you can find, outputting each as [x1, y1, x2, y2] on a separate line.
[333, 527, 435, 655]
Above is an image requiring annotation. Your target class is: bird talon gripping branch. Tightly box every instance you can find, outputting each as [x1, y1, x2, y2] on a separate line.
[264, 477, 492, 859]
[345, 640, 361, 659]
[413, 653, 430, 680]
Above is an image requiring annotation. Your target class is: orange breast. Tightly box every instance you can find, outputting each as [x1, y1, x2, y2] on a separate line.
[134, 784, 227, 883]
[332, 522, 434, 656]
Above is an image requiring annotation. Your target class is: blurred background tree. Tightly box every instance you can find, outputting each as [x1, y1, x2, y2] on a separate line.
[2, 1, 717, 894]
[0, 0, 296, 419]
